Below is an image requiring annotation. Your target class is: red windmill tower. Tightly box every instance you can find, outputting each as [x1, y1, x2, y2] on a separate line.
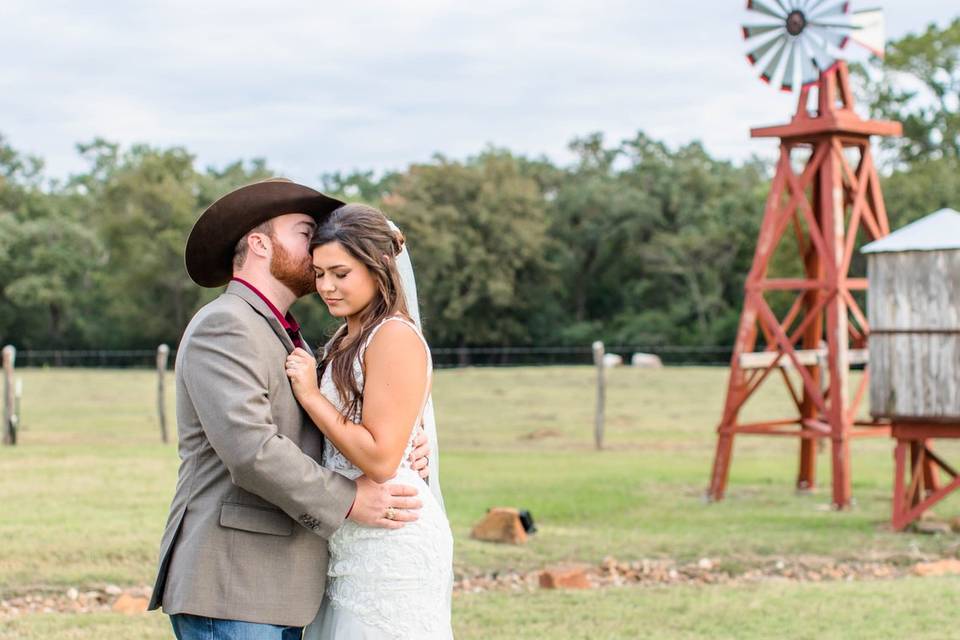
[707, 1, 900, 508]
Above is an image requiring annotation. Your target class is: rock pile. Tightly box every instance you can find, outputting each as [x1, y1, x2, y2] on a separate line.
[1, 585, 151, 619]
[452, 553, 953, 595]
[5, 553, 960, 619]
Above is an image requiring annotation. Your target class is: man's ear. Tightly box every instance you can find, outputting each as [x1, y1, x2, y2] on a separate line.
[248, 232, 272, 259]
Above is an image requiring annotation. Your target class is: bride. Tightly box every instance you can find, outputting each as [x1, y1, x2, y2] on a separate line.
[284, 203, 454, 639]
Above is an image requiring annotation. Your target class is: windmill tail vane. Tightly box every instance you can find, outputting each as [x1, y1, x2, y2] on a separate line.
[850, 7, 886, 59]
[743, 1, 886, 92]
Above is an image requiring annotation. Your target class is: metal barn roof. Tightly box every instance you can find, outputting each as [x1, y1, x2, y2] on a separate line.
[861, 208, 960, 254]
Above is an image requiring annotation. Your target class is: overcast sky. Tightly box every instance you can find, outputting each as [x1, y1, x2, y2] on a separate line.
[1, 1, 956, 185]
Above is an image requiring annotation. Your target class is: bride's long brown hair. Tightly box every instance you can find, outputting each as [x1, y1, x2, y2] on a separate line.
[311, 203, 411, 420]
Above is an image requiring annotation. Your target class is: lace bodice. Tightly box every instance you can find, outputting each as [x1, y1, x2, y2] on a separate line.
[318, 316, 433, 481]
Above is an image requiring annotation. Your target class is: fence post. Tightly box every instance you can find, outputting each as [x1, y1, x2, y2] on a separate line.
[3, 345, 16, 446]
[14, 378, 22, 433]
[157, 344, 170, 444]
[592, 340, 605, 450]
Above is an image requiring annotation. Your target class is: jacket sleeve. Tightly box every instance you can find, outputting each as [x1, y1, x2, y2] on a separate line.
[180, 308, 356, 539]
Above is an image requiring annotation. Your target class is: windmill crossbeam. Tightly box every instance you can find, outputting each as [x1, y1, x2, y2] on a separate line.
[751, 115, 902, 139]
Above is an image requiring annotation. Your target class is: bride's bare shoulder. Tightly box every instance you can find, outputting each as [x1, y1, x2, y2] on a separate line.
[365, 319, 427, 362]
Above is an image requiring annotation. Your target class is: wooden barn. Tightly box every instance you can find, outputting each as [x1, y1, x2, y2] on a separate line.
[862, 208, 960, 529]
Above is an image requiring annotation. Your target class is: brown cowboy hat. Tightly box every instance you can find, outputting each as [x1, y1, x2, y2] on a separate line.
[185, 178, 344, 287]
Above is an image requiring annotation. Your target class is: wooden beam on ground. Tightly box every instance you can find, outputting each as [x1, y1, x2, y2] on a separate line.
[739, 348, 867, 370]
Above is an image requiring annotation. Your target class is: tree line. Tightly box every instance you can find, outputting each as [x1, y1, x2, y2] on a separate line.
[0, 20, 957, 351]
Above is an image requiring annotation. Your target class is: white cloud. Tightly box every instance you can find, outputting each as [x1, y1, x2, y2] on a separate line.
[0, 1, 956, 183]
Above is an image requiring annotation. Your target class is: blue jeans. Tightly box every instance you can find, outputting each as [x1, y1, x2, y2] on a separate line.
[170, 613, 302, 640]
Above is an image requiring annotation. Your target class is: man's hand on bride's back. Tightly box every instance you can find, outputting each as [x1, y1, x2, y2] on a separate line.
[349, 476, 422, 529]
[408, 426, 431, 481]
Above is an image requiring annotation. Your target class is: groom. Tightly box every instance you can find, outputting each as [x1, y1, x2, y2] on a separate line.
[148, 179, 430, 639]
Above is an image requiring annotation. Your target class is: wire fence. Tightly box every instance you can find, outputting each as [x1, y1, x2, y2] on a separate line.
[15, 350, 163, 368]
[12, 345, 734, 369]
[431, 345, 732, 368]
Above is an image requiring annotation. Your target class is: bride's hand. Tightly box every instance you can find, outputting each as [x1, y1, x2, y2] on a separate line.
[285, 348, 319, 399]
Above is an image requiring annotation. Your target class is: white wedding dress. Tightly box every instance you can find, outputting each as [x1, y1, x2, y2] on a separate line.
[303, 316, 454, 640]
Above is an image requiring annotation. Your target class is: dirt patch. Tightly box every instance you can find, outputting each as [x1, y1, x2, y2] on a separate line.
[519, 428, 563, 440]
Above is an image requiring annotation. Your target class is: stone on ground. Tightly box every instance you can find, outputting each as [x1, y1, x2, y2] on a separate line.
[539, 564, 591, 589]
[912, 559, 960, 577]
[111, 592, 149, 615]
[913, 519, 952, 535]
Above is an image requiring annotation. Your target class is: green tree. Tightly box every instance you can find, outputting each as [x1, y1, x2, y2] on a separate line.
[858, 18, 960, 164]
[0, 128, 804, 353]
[0, 212, 104, 348]
[384, 149, 552, 347]
[543, 132, 766, 347]
[0, 136, 105, 347]
[68, 141, 275, 347]
[542, 133, 655, 345]
[882, 158, 960, 229]
[857, 18, 960, 238]
[320, 169, 400, 203]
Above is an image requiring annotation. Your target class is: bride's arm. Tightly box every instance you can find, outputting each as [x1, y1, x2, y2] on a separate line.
[286, 322, 428, 483]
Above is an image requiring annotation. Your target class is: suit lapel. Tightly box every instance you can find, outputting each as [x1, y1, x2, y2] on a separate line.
[299, 333, 314, 358]
[224, 281, 306, 355]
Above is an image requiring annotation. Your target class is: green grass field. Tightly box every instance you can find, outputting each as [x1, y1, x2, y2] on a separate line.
[2, 366, 960, 638]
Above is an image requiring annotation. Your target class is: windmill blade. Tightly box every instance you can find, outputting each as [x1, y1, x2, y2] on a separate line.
[809, 1, 850, 20]
[781, 40, 799, 91]
[747, 31, 786, 64]
[760, 38, 789, 84]
[743, 24, 782, 40]
[747, 0, 788, 20]
[851, 8, 886, 58]
[798, 42, 821, 86]
[772, 0, 792, 14]
[802, 0, 833, 13]
[807, 19, 855, 30]
[804, 32, 837, 71]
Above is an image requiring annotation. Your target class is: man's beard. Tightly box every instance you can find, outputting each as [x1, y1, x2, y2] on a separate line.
[270, 239, 315, 298]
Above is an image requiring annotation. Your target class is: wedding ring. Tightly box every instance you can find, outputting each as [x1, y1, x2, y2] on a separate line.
[385, 507, 399, 521]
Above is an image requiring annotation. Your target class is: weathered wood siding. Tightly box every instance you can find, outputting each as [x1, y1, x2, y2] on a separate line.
[868, 249, 960, 420]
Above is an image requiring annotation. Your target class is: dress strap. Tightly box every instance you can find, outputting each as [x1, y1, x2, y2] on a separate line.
[322, 323, 349, 360]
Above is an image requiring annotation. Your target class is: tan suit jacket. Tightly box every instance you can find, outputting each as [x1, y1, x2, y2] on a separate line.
[148, 281, 356, 626]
